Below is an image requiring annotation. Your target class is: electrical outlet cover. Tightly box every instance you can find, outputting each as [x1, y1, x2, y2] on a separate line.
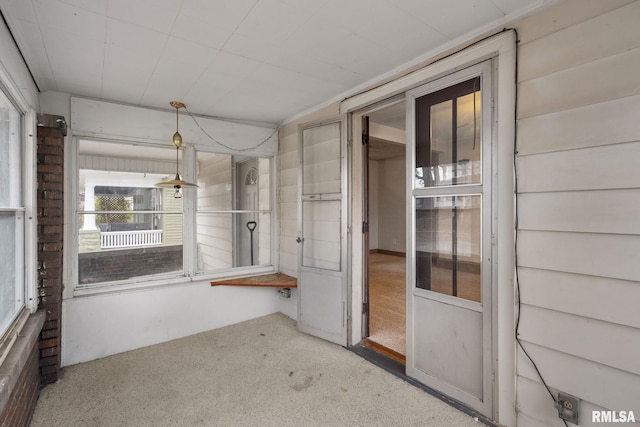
[556, 392, 580, 424]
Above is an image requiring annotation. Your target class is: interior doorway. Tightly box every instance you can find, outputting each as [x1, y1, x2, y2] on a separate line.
[362, 101, 407, 360]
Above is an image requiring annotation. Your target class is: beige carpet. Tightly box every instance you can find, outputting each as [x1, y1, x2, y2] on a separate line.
[30, 313, 481, 427]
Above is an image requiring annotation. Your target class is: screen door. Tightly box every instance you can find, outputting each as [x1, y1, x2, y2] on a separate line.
[297, 118, 347, 345]
[406, 61, 494, 416]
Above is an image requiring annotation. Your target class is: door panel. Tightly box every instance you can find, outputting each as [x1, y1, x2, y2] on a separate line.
[302, 200, 341, 270]
[407, 61, 493, 416]
[298, 118, 347, 346]
[413, 297, 483, 398]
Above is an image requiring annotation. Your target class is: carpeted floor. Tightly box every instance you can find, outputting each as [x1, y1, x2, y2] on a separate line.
[30, 313, 481, 427]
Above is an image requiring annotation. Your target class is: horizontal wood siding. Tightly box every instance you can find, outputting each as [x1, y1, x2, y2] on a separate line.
[197, 154, 232, 270]
[278, 126, 299, 277]
[258, 158, 271, 265]
[515, 0, 640, 424]
[79, 154, 175, 174]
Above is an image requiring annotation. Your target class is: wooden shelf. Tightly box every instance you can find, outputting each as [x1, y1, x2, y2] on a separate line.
[210, 273, 297, 288]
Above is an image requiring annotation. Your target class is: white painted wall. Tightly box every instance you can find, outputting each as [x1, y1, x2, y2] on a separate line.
[376, 155, 405, 253]
[368, 159, 379, 250]
[62, 280, 282, 365]
[70, 97, 277, 155]
[512, 0, 640, 425]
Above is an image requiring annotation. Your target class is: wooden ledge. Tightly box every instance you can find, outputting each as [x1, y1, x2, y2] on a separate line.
[211, 273, 297, 288]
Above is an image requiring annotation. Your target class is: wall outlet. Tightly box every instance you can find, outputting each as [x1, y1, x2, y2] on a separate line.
[278, 287, 292, 298]
[556, 392, 579, 425]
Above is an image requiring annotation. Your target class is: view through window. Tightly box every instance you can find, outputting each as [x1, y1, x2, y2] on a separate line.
[76, 139, 272, 289]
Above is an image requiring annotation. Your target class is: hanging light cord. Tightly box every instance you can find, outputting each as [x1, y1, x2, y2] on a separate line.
[472, 76, 477, 151]
[183, 106, 279, 152]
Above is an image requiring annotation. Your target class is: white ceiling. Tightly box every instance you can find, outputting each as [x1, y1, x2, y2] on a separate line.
[1, 0, 551, 125]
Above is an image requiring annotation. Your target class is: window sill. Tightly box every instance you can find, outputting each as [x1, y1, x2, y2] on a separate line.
[72, 265, 278, 298]
[210, 273, 296, 288]
[0, 310, 45, 412]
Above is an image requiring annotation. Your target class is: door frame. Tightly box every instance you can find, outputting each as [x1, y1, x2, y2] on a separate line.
[342, 31, 516, 424]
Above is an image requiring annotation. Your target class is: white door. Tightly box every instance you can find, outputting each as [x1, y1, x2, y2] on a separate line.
[297, 118, 348, 345]
[406, 61, 494, 415]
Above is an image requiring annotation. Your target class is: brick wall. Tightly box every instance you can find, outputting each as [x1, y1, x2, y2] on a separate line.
[0, 339, 40, 427]
[36, 127, 64, 385]
[78, 245, 183, 284]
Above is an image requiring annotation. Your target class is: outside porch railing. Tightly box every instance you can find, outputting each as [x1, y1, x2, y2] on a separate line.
[100, 230, 163, 249]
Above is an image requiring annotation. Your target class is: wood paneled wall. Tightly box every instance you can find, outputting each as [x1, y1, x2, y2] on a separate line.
[514, 1, 640, 425]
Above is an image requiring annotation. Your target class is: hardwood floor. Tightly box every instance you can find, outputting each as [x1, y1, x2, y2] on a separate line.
[366, 252, 482, 357]
[368, 252, 406, 356]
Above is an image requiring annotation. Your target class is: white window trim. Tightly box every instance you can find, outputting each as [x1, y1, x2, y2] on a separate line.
[65, 136, 278, 298]
[341, 30, 516, 426]
[0, 64, 37, 360]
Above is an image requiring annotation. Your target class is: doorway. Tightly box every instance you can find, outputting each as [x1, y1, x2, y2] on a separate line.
[345, 32, 516, 423]
[362, 101, 407, 360]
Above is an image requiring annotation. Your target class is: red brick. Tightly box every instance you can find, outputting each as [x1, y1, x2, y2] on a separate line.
[37, 164, 62, 174]
[40, 347, 59, 358]
[42, 320, 59, 330]
[39, 356, 59, 368]
[39, 338, 58, 349]
[42, 242, 62, 252]
[43, 207, 62, 217]
[44, 155, 63, 164]
[40, 329, 58, 340]
[43, 225, 63, 234]
[36, 198, 61, 208]
[44, 173, 62, 182]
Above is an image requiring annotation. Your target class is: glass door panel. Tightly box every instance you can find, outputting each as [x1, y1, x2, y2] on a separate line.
[302, 122, 341, 194]
[302, 200, 341, 271]
[415, 195, 481, 303]
[415, 77, 481, 188]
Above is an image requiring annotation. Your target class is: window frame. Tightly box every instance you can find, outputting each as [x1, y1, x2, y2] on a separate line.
[193, 150, 275, 278]
[69, 137, 277, 297]
[0, 79, 37, 349]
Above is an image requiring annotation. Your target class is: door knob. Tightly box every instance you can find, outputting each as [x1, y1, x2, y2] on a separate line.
[296, 237, 303, 243]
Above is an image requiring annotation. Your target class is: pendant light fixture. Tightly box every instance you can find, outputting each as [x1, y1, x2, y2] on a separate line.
[156, 101, 198, 198]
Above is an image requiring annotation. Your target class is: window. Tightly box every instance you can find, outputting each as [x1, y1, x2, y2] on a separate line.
[74, 139, 273, 291]
[196, 152, 271, 273]
[0, 88, 25, 336]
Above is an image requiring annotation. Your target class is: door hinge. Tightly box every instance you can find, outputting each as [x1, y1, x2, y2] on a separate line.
[362, 221, 368, 233]
[362, 116, 369, 145]
[362, 302, 368, 314]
